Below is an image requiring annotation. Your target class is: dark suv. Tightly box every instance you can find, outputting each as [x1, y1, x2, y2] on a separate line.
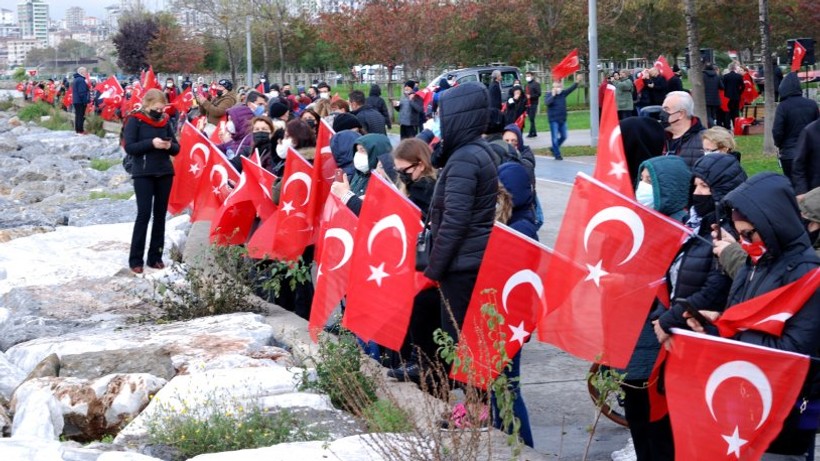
[428, 66, 522, 95]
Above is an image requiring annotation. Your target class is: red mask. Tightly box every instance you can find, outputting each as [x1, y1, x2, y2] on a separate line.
[740, 238, 767, 264]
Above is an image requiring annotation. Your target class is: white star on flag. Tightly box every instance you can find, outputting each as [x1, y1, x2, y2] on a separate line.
[212, 186, 221, 196]
[608, 161, 628, 181]
[188, 163, 201, 175]
[508, 321, 531, 346]
[281, 200, 295, 215]
[316, 263, 323, 279]
[367, 262, 389, 287]
[584, 260, 609, 288]
[721, 426, 747, 458]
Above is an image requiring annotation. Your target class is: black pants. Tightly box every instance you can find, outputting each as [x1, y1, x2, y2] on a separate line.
[438, 270, 478, 342]
[400, 124, 418, 139]
[780, 158, 794, 185]
[618, 110, 633, 121]
[399, 287, 442, 363]
[728, 99, 741, 128]
[527, 103, 538, 136]
[73, 103, 86, 133]
[129, 175, 173, 269]
[706, 105, 719, 128]
[622, 379, 675, 461]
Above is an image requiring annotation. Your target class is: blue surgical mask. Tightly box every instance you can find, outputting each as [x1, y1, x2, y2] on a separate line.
[431, 117, 441, 139]
[635, 181, 655, 209]
[253, 104, 265, 117]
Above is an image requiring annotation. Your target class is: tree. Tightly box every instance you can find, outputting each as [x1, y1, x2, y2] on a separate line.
[252, 0, 291, 84]
[148, 13, 206, 75]
[173, 0, 245, 83]
[683, 0, 707, 124]
[759, 0, 776, 154]
[112, 12, 158, 74]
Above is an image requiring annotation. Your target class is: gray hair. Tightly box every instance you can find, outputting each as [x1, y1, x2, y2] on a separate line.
[77, 66, 86, 74]
[491, 70, 501, 80]
[666, 91, 694, 118]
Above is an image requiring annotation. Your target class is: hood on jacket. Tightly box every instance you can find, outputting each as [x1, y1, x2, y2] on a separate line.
[639, 155, 692, 218]
[620, 116, 665, 186]
[226, 105, 254, 141]
[778, 72, 803, 100]
[503, 123, 524, 151]
[329, 130, 361, 171]
[355, 133, 392, 170]
[498, 162, 533, 210]
[724, 172, 811, 258]
[73, 72, 85, 80]
[692, 154, 747, 202]
[437, 78, 451, 92]
[439, 81, 489, 156]
[799, 187, 820, 223]
[369, 84, 381, 97]
[703, 69, 718, 78]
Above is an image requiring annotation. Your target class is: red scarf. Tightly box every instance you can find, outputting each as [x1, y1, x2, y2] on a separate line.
[131, 111, 169, 128]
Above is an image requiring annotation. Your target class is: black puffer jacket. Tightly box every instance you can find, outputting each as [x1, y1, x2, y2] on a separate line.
[123, 112, 180, 178]
[702, 68, 723, 106]
[366, 84, 392, 130]
[425, 82, 498, 281]
[722, 172, 820, 455]
[663, 117, 705, 168]
[352, 104, 387, 135]
[657, 154, 747, 333]
[773, 73, 820, 161]
[792, 119, 820, 194]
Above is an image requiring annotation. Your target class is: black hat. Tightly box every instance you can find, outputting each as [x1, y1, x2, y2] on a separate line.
[332, 113, 362, 132]
[269, 101, 289, 119]
[218, 79, 233, 91]
[404, 80, 416, 89]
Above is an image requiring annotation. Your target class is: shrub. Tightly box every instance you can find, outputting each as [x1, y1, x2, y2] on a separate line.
[87, 191, 133, 200]
[85, 114, 106, 138]
[40, 109, 72, 131]
[90, 158, 120, 171]
[362, 399, 414, 433]
[18, 102, 52, 121]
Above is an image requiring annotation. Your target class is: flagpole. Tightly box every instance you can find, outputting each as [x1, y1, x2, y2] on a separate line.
[588, 0, 599, 145]
[246, 15, 253, 88]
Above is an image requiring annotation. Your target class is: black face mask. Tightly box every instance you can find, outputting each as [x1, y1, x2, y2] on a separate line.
[659, 110, 671, 128]
[809, 229, 820, 247]
[253, 132, 271, 145]
[305, 119, 316, 128]
[692, 194, 715, 218]
[216, 90, 224, 97]
[148, 109, 163, 120]
[397, 170, 416, 187]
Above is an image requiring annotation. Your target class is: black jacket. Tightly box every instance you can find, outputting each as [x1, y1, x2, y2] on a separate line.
[71, 73, 90, 106]
[773, 73, 820, 161]
[702, 69, 723, 106]
[526, 80, 541, 105]
[722, 71, 744, 102]
[792, 119, 820, 194]
[667, 75, 684, 93]
[408, 176, 436, 223]
[647, 75, 668, 106]
[123, 112, 180, 178]
[488, 80, 502, 110]
[663, 117, 706, 168]
[366, 84, 392, 129]
[352, 104, 387, 135]
[425, 82, 498, 281]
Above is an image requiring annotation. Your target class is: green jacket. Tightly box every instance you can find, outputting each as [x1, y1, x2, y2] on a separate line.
[615, 78, 634, 111]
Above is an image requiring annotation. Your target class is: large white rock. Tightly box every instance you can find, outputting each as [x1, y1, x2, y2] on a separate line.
[11, 373, 166, 441]
[114, 366, 309, 444]
[10, 388, 64, 440]
[0, 350, 26, 400]
[186, 434, 424, 461]
[0, 438, 64, 461]
[5, 312, 275, 375]
[96, 452, 166, 461]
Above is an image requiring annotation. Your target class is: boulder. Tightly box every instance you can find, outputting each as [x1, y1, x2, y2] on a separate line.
[186, 434, 412, 461]
[0, 350, 26, 400]
[11, 373, 166, 442]
[61, 347, 176, 381]
[10, 385, 64, 439]
[0, 438, 63, 461]
[7, 115, 21, 127]
[24, 352, 60, 379]
[9, 180, 66, 204]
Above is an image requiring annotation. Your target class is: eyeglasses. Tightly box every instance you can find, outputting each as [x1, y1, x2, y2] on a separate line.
[737, 228, 758, 241]
[400, 163, 419, 175]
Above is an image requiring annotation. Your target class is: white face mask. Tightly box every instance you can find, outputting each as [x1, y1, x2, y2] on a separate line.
[319, 92, 330, 100]
[271, 91, 279, 98]
[525, 76, 532, 82]
[226, 120, 236, 135]
[635, 181, 655, 209]
[353, 152, 370, 173]
[276, 137, 292, 159]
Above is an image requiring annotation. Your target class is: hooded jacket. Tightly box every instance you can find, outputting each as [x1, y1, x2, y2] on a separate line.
[425, 82, 498, 281]
[502, 123, 536, 186]
[366, 84, 392, 130]
[773, 73, 820, 161]
[71, 73, 89, 106]
[657, 154, 747, 334]
[349, 133, 392, 197]
[702, 68, 723, 106]
[329, 130, 360, 179]
[352, 104, 388, 135]
[218, 105, 254, 156]
[799, 186, 820, 255]
[620, 116, 665, 186]
[498, 162, 537, 240]
[722, 173, 820, 455]
[793, 120, 820, 194]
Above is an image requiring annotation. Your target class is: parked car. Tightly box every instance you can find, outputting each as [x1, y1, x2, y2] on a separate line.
[427, 65, 521, 95]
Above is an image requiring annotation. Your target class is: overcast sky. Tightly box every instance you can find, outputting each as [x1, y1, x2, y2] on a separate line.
[0, 1, 166, 23]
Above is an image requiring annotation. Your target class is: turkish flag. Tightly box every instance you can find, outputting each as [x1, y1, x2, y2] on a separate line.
[124, 83, 144, 114]
[552, 49, 580, 80]
[33, 87, 43, 102]
[168, 121, 216, 214]
[452, 224, 585, 388]
[537, 173, 690, 367]
[666, 329, 809, 461]
[309, 194, 359, 341]
[171, 87, 194, 115]
[240, 155, 277, 220]
[96, 76, 124, 121]
[62, 86, 72, 109]
[593, 85, 633, 197]
[654, 55, 674, 81]
[209, 119, 227, 145]
[741, 72, 760, 107]
[634, 71, 645, 94]
[342, 174, 423, 351]
[715, 268, 820, 338]
[792, 41, 807, 72]
[256, 82, 265, 93]
[190, 140, 240, 223]
[310, 119, 338, 242]
[15, 82, 23, 92]
[246, 149, 314, 261]
[141, 66, 161, 90]
[719, 89, 730, 113]
[209, 156, 276, 245]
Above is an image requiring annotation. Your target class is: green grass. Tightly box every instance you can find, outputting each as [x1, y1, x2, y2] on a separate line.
[18, 101, 53, 121]
[88, 191, 133, 200]
[0, 96, 14, 111]
[90, 158, 120, 171]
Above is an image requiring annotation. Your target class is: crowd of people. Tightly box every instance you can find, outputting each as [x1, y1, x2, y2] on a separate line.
[31, 61, 820, 459]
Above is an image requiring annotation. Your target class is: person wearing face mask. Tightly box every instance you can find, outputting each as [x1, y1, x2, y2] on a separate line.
[317, 82, 332, 100]
[614, 154, 691, 461]
[122, 89, 180, 274]
[660, 91, 706, 168]
[218, 91, 267, 159]
[690, 173, 820, 460]
[163, 78, 179, 127]
[545, 75, 582, 161]
[330, 133, 392, 215]
[229, 116, 274, 174]
[701, 126, 741, 161]
[257, 75, 269, 94]
[394, 80, 424, 139]
[524, 71, 541, 138]
[196, 78, 237, 126]
[299, 108, 321, 136]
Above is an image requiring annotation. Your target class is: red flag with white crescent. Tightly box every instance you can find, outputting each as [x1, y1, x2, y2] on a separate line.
[792, 41, 807, 72]
[552, 49, 581, 80]
[310, 119, 338, 242]
[666, 329, 808, 461]
[171, 87, 194, 115]
[168, 121, 217, 214]
[190, 140, 240, 223]
[654, 55, 674, 81]
[209, 156, 276, 245]
[141, 66, 161, 90]
[593, 85, 633, 197]
[740, 72, 760, 107]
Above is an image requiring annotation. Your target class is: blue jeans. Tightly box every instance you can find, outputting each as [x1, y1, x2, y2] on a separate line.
[549, 120, 567, 158]
[491, 349, 534, 447]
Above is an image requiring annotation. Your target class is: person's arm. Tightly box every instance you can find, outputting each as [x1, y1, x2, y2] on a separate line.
[564, 82, 578, 96]
[123, 118, 154, 156]
[166, 124, 180, 156]
[200, 96, 232, 119]
[772, 107, 786, 148]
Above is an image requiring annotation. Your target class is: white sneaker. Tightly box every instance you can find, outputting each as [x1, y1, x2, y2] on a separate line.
[611, 437, 636, 461]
